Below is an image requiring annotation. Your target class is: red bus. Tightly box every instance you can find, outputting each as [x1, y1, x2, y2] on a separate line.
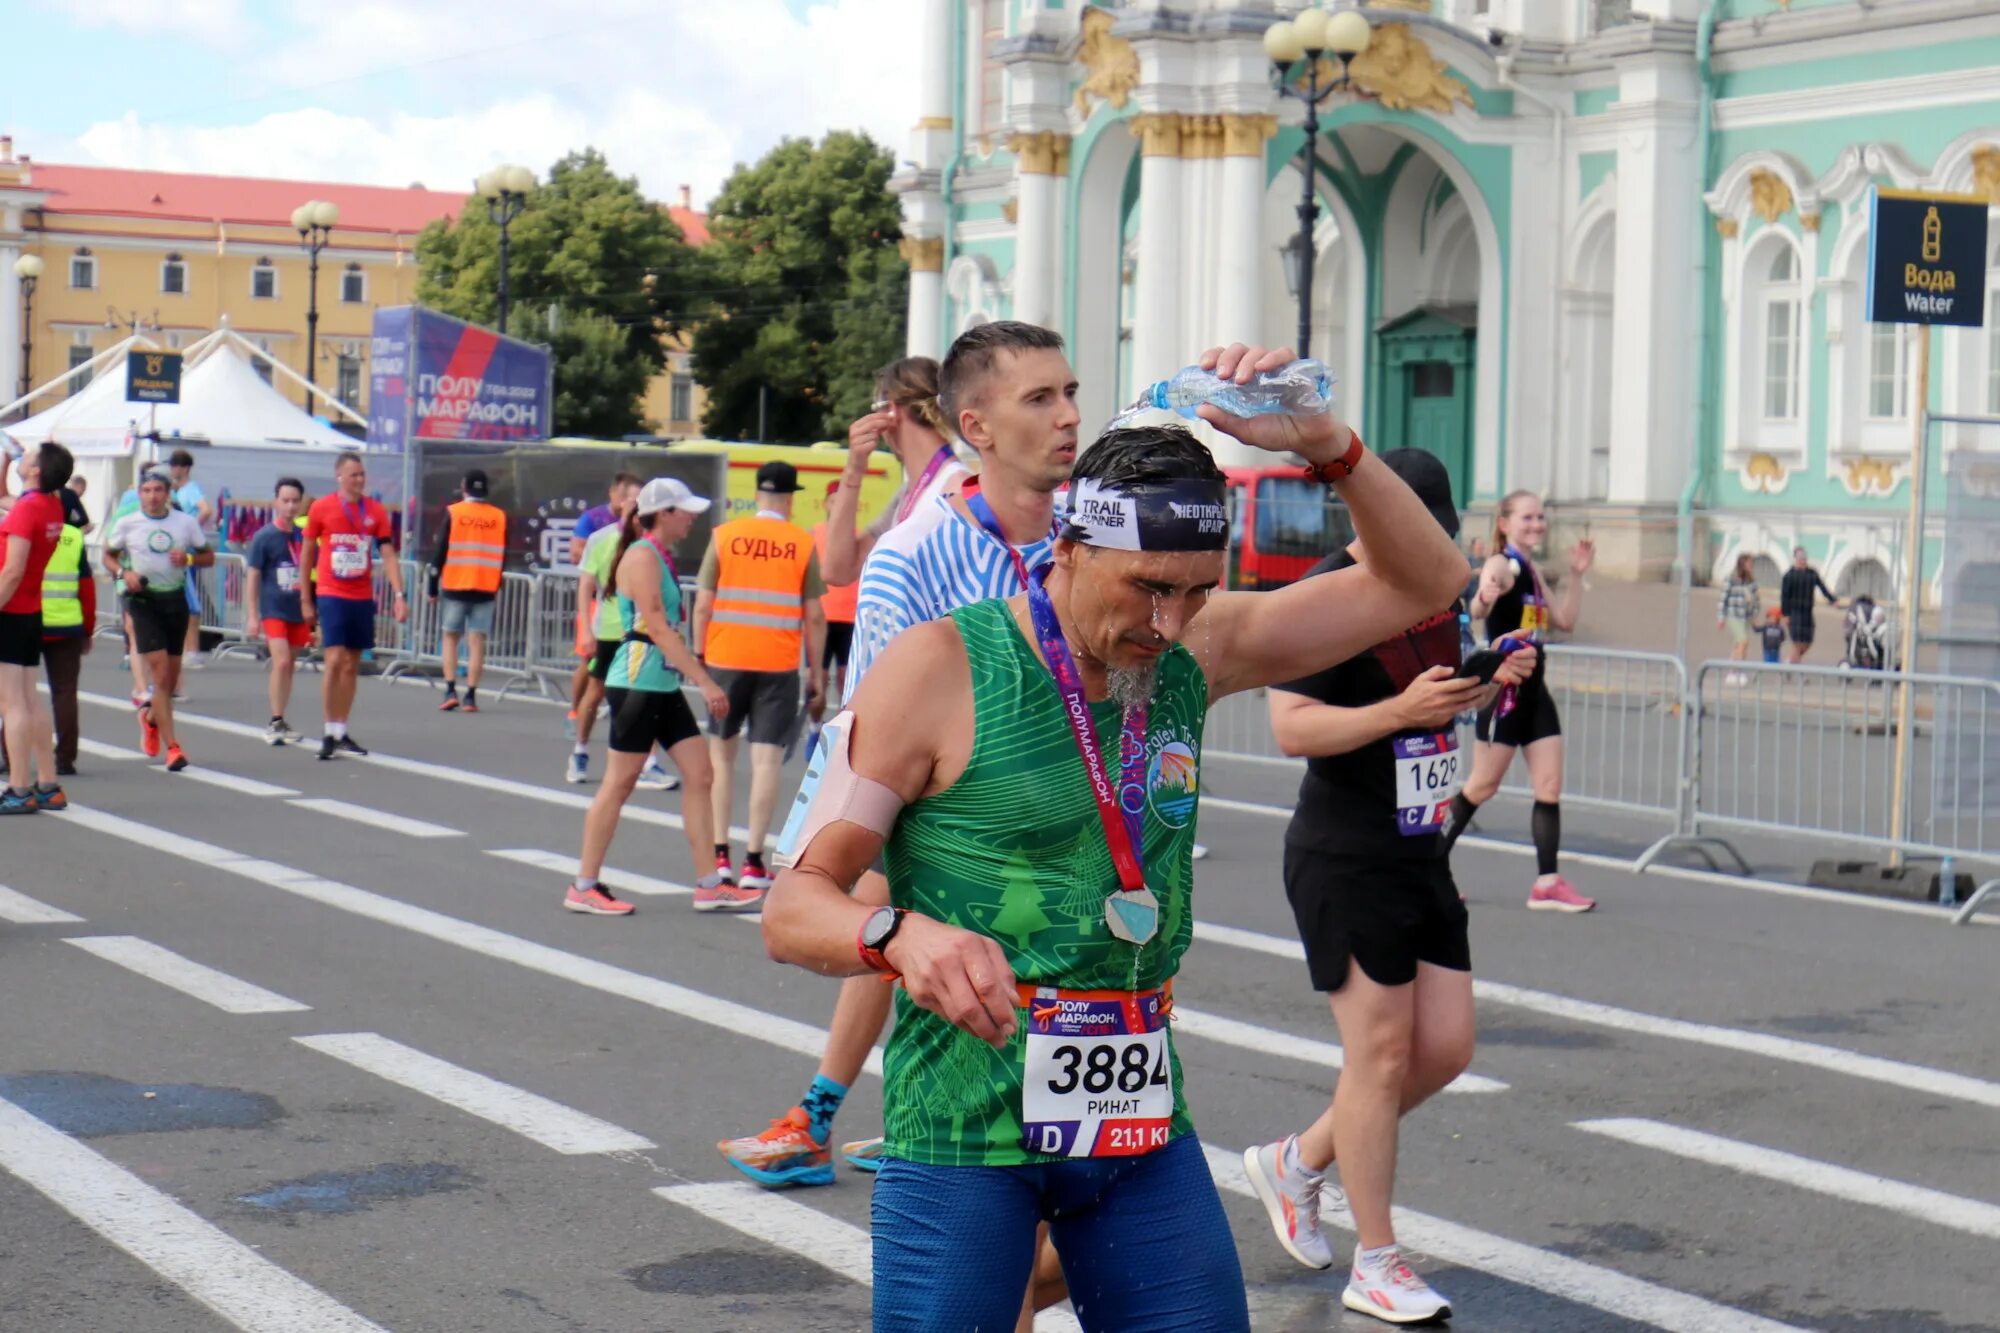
[1223, 465, 1355, 590]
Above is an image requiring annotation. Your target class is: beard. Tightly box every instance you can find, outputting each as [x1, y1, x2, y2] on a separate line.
[1106, 662, 1157, 711]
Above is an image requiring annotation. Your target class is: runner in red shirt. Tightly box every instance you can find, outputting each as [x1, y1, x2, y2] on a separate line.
[299, 451, 408, 760]
[0, 442, 76, 813]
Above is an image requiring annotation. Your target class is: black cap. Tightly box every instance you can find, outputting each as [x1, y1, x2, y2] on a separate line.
[755, 460, 801, 494]
[463, 469, 489, 498]
[1377, 448, 1459, 539]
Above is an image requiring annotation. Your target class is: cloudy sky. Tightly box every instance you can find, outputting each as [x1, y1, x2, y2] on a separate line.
[11, 0, 923, 208]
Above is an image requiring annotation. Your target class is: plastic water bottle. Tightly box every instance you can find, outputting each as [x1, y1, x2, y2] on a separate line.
[1141, 358, 1334, 420]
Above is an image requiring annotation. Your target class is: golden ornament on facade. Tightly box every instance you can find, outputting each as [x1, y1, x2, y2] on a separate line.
[1744, 452, 1786, 492]
[1128, 113, 1185, 159]
[1800, 211, 1821, 233]
[1182, 115, 1226, 160]
[914, 115, 953, 132]
[1842, 456, 1900, 497]
[1349, 24, 1473, 116]
[1073, 7, 1140, 116]
[1748, 168, 1792, 224]
[1221, 113, 1279, 158]
[1005, 131, 1072, 176]
[1717, 217, 1740, 238]
[898, 236, 945, 273]
[1971, 144, 2000, 205]
[1368, 0, 1433, 11]
[1002, 197, 1018, 224]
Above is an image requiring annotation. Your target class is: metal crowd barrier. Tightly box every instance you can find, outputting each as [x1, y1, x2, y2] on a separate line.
[1496, 647, 1688, 823]
[198, 553, 255, 660]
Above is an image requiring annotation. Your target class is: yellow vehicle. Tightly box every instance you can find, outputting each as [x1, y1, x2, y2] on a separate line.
[550, 439, 902, 531]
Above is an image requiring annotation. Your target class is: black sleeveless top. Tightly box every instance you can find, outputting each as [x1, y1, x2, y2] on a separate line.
[1485, 548, 1550, 690]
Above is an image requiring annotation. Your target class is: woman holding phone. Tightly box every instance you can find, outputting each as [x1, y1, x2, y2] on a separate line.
[1441, 489, 1596, 911]
[1243, 450, 1535, 1326]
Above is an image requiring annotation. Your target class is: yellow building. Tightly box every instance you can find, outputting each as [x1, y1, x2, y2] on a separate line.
[0, 140, 458, 417]
[0, 144, 708, 434]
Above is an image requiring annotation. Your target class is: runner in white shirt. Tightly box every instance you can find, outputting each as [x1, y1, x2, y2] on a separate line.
[816, 356, 970, 589]
[101, 470, 212, 769]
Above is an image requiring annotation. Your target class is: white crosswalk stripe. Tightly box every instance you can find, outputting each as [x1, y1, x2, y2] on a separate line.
[296, 1032, 654, 1155]
[655, 1182, 1086, 1333]
[1169, 1006, 1506, 1093]
[0, 884, 84, 924]
[488, 848, 692, 896]
[1575, 1118, 2000, 1240]
[1191, 920, 2000, 1109]
[0, 1095, 390, 1333]
[65, 936, 309, 1014]
[1204, 1144, 1810, 1332]
[286, 797, 462, 838]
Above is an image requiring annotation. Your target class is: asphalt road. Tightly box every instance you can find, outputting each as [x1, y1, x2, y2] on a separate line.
[2, 651, 1996, 1333]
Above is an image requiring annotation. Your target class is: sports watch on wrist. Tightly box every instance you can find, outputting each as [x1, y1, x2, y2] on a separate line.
[1302, 428, 1366, 484]
[857, 906, 909, 974]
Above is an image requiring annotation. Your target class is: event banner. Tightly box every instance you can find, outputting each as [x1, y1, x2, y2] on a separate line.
[367, 307, 554, 450]
[413, 440, 727, 573]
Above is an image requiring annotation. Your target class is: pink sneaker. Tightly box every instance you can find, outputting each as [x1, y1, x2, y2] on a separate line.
[563, 883, 636, 916]
[693, 874, 766, 913]
[1527, 875, 1596, 913]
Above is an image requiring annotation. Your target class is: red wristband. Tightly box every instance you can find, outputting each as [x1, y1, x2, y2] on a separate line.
[1303, 428, 1366, 484]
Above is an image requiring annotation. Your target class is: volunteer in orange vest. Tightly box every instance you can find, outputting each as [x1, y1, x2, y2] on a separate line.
[693, 460, 827, 898]
[811, 479, 860, 712]
[427, 469, 508, 714]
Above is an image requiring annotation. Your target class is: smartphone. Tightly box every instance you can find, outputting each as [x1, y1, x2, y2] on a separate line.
[1456, 649, 1507, 684]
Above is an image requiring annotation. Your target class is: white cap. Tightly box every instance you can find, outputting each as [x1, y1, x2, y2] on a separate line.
[636, 476, 710, 517]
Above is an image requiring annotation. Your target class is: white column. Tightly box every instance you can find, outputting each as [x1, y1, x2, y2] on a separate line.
[1607, 52, 1702, 504]
[917, 0, 951, 126]
[893, 0, 953, 359]
[904, 243, 944, 357]
[1008, 134, 1067, 330]
[1213, 116, 1274, 349]
[1131, 114, 1186, 391]
[0, 242, 20, 404]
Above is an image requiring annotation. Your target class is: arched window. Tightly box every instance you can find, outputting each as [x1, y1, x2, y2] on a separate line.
[161, 253, 187, 295]
[1761, 246, 1800, 421]
[1867, 323, 1909, 420]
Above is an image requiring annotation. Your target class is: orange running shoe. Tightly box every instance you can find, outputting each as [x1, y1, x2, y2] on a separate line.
[165, 745, 189, 773]
[138, 704, 161, 758]
[717, 1107, 834, 1187]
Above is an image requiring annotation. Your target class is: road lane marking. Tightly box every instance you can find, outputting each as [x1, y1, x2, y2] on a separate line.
[295, 1032, 653, 1155]
[1204, 1144, 1808, 1333]
[1574, 1118, 2000, 1240]
[169, 768, 301, 799]
[0, 1096, 389, 1333]
[1195, 791, 1988, 926]
[0, 885, 84, 924]
[489, 848, 692, 897]
[65, 937, 309, 1015]
[79, 689, 753, 841]
[1191, 920, 2000, 1110]
[61, 804, 883, 1078]
[1169, 1007, 1506, 1094]
[654, 1183, 1085, 1333]
[285, 798, 462, 839]
[76, 738, 145, 760]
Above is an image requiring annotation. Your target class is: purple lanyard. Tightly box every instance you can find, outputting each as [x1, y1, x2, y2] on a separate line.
[647, 535, 683, 629]
[896, 445, 955, 525]
[1026, 564, 1150, 895]
[964, 487, 1042, 589]
[341, 497, 368, 533]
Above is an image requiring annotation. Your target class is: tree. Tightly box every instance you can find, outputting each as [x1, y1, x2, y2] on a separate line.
[694, 131, 907, 442]
[990, 851, 1053, 950]
[415, 148, 704, 437]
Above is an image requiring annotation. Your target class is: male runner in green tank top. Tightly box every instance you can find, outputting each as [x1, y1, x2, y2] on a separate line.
[762, 343, 1471, 1332]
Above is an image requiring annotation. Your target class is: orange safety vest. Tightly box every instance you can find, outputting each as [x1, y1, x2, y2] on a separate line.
[705, 514, 814, 672]
[441, 499, 507, 594]
[811, 521, 858, 625]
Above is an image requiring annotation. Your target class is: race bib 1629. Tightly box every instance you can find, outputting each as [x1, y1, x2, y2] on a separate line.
[1392, 730, 1462, 836]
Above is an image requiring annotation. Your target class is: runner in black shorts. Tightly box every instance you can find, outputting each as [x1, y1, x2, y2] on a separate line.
[821, 621, 853, 676]
[1442, 488, 1598, 912]
[1240, 450, 1537, 1326]
[705, 667, 801, 747]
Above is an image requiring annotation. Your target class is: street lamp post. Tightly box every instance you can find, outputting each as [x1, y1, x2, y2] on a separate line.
[475, 165, 536, 333]
[1264, 7, 1372, 358]
[293, 199, 340, 407]
[13, 253, 42, 399]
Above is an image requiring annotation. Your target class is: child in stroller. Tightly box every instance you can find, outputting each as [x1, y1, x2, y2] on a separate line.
[1841, 596, 1891, 670]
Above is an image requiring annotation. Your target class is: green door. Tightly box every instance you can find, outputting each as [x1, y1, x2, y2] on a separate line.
[1373, 305, 1476, 504]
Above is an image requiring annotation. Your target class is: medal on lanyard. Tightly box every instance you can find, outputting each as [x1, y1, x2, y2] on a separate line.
[1025, 565, 1159, 947]
[896, 444, 955, 525]
[648, 535, 683, 629]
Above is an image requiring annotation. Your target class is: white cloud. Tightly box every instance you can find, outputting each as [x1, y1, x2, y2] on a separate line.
[65, 0, 924, 208]
[38, 0, 256, 48]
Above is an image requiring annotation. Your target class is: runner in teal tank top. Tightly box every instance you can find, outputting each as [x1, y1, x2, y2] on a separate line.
[761, 353, 1473, 1333]
[563, 478, 745, 917]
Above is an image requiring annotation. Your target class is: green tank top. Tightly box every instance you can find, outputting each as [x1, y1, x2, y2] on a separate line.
[881, 598, 1208, 1167]
[606, 542, 684, 693]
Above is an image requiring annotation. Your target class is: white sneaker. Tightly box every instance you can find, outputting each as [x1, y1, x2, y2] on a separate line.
[186, 651, 210, 669]
[738, 864, 774, 892]
[264, 721, 286, 746]
[1343, 1246, 1451, 1325]
[1191, 842, 1210, 861]
[635, 759, 681, 791]
[565, 752, 590, 784]
[1241, 1138, 1336, 1270]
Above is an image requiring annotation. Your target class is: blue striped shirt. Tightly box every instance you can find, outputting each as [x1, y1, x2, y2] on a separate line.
[849, 494, 1058, 691]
